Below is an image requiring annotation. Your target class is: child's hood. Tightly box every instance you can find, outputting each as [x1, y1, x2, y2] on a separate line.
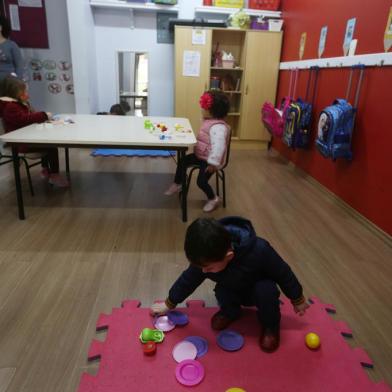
[219, 216, 256, 257]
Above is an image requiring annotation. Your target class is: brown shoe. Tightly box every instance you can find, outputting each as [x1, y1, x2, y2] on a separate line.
[259, 326, 280, 353]
[211, 311, 235, 331]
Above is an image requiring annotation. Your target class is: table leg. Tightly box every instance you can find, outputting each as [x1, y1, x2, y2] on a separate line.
[65, 148, 70, 179]
[12, 146, 25, 220]
[179, 149, 187, 222]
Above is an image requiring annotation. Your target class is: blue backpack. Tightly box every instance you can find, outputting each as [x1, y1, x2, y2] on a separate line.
[315, 99, 355, 160]
[283, 98, 313, 148]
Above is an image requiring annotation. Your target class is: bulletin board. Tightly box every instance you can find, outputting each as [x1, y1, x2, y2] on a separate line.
[3, 0, 49, 48]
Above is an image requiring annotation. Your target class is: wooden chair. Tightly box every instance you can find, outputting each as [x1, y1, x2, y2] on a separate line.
[185, 130, 232, 207]
[0, 121, 44, 196]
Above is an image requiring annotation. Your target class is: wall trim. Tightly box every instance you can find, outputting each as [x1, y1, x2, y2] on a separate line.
[280, 52, 392, 70]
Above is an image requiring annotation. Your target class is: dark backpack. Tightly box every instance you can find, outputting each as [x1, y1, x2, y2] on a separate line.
[283, 98, 313, 148]
[315, 99, 355, 160]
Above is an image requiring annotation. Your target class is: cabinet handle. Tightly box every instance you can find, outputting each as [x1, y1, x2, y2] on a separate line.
[205, 82, 207, 91]
[245, 85, 249, 95]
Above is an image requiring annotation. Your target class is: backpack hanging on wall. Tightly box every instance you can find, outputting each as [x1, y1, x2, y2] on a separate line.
[261, 68, 297, 138]
[315, 65, 365, 160]
[283, 67, 319, 149]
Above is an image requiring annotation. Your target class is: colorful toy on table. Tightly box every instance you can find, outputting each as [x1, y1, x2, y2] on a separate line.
[174, 123, 192, 133]
[139, 327, 164, 343]
[305, 332, 321, 350]
[144, 119, 155, 131]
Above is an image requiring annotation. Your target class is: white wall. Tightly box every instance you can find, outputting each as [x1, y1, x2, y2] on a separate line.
[68, 0, 203, 115]
[22, 0, 75, 113]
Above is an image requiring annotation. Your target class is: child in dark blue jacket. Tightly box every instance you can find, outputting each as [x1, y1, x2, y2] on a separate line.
[151, 216, 309, 353]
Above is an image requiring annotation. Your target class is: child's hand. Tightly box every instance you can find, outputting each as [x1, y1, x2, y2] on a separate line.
[293, 301, 310, 316]
[150, 301, 170, 316]
[205, 165, 217, 173]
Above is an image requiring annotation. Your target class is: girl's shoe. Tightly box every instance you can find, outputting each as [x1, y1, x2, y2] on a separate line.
[40, 168, 50, 179]
[48, 174, 70, 188]
[164, 183, 182, 195]
[203, 196, 220, 213]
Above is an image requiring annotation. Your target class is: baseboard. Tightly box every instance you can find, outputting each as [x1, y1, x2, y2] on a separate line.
[272, 149, 392, 244]
[231, 140, 269, 150]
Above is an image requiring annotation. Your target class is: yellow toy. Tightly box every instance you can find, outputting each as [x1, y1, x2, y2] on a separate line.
[305, 332, 321, 349]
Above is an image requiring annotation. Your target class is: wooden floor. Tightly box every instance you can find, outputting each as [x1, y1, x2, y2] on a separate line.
[0, 149, 391, 392]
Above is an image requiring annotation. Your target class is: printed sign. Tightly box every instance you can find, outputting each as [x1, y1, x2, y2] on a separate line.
[192, 29, 206, 45]
[343, 18, 356, 56]
[299, 32, 307, 60]
[318, 26, 328, 58]
[384, 6, 392, 52]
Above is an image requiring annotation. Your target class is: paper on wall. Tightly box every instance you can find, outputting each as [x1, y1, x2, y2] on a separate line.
[9, 5, 21, 31]
[18, 0, 42, 7]
[384, 6, 392, 52]
[343, 18, 356, 56]
[183, 50, 200, 77]
[299, 32, 306, 60]
[192, 29, 206, 45]
[318, 26, 328, 58]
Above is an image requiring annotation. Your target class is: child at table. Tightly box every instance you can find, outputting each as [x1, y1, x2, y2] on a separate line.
[164, 90, 230, 213]
[0, 76, 69, 187]
[151, 216, 309, 353]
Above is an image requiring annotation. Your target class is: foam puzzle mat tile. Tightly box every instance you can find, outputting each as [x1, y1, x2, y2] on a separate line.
[78, 298, 391, 392]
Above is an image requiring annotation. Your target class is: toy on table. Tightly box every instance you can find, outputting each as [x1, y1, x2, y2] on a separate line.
[139, 327, 164, 343]
[305, 332, 321, 350]
[144, 119, 155, 130]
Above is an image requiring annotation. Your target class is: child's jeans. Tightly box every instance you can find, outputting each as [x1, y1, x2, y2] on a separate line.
[214, 280, 281, 330]
[174, 153, 215, 200]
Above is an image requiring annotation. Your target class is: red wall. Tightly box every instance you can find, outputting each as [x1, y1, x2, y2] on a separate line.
[273, 0, 392, 235]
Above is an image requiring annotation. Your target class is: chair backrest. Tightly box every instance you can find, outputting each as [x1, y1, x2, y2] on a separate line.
[220, 126, 232, 170]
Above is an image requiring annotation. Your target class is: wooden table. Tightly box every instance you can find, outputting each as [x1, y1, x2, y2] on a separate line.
[0, 114, 196, 221]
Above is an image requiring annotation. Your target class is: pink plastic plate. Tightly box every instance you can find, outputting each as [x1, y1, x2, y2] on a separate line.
[175, 359, 205, 386]
[154, 316, 175, 332]
[172, 341, 198, 363]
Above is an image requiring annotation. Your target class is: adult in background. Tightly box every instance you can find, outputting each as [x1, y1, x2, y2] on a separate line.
[0, 16, 24, 80]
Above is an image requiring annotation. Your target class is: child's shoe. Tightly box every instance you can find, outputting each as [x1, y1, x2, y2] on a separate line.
[164, 183, 182, 195]
[40, 168, 50, 179]
[203, 196, 220, 213]
[259, 326, 280, 353]
[211, 311, 235, 331]
[48, 174, 70, 188]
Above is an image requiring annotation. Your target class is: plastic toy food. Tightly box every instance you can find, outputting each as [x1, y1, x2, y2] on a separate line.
[305, 332, 321, 349]
[139, 328, 164, 343]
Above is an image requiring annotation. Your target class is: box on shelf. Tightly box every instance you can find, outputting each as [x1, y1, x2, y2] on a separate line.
[152, 0, 177, 4]
[248, 0, 280, 11]
[250, 17, 269, 30]
[214, 0, 244, 8]
[222, 59, 235, 68]
[268, 19, 283, 31]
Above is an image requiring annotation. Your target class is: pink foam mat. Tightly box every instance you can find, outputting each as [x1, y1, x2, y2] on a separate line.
[78, 297, 391, 392]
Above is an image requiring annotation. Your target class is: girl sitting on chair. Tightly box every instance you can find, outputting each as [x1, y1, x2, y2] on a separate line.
[0, 76, 69, 187]
[164, 90, 230, 213]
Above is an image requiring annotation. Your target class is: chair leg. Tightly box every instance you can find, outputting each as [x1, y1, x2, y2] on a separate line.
[221, 170, 226, 207]
[21, 157, 34, 196]
[215, 172, 220, 197]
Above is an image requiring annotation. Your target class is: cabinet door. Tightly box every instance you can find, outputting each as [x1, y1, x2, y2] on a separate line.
[175, 27, 212, 134]
[239, 31, 282, 141]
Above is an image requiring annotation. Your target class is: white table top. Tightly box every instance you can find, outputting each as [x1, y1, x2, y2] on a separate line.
[0, 114, 196, 148]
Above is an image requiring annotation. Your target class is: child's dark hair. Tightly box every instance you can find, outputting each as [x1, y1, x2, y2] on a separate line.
[0, 16, 11, 39]
[110, 104, 125, 115]
[207, 90, 230, 119]
[184, 218, 231, 266]
[0, 76, 25, 101]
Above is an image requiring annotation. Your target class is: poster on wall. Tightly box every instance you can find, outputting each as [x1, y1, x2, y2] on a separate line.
[384, 7, 392, 52]
[318, 26, 328, 58]
[4, 0, 49, 48]
[343, 18, 356, 56]
[182, 50, 201, 77]
[299, 32, 307, 60]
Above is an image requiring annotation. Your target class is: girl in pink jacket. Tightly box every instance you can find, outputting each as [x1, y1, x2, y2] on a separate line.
[165, 90, 230, 213]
